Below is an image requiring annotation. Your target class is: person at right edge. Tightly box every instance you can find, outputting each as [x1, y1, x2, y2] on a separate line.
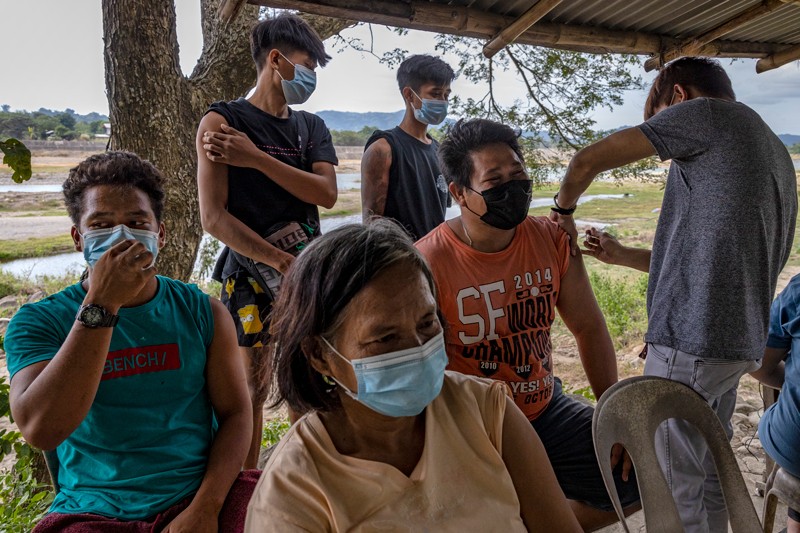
[361, 54, 455, 240]
[553, 57, 797, 533]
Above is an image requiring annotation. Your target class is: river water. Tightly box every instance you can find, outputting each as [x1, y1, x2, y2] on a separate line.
[1, 194, 619, 279]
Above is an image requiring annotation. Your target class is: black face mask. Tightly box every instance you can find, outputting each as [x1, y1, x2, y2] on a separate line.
[468, 179, 532, 230]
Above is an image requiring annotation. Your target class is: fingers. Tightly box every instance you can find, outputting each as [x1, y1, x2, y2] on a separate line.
[117, 240, 155, 269]
[220, 123, 243, 135]
[622, 452, 633, 482]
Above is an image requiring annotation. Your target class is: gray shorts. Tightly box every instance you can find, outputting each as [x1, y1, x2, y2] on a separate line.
[532, 378, 640, 511]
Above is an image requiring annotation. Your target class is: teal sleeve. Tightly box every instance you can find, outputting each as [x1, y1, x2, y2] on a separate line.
[4, 303, 65, 379]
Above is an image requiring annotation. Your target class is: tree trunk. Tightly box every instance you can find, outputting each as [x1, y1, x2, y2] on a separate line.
[102, 0, 352, 280]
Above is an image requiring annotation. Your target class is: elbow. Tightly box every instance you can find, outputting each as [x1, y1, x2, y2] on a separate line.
[200, 207, 221, 235]
[17, 416, 68, 451]
[320, 187, 338, 210]
[567, 149, 597, 183]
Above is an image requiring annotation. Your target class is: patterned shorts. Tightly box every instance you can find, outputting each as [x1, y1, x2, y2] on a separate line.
[219, 272, 274, 348]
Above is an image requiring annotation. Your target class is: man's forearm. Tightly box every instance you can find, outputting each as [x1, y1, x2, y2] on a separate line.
[254, 154, 336, 208]
[616, 247, 651, 273]
[188, 409, 252, 514]
[575, 327, 618, 400]
[202, 208, 292, 271]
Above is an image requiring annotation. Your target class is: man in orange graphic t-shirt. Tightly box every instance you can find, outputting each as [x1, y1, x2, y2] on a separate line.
[416, 119, 640, 531]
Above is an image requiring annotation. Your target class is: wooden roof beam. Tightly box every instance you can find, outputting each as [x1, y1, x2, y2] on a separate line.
[482, 0, 564, 59]
[249, 0, 781, 58]
[644, 0, 786, 71]
[756, 43, 800, 72]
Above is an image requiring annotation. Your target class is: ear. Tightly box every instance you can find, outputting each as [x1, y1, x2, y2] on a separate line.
[302, 337, 332, 376]
[401, 87, 416, 107]
[449, 181, 467, 206]
[267, 49, 282, 72]
[673, 83, 689, 103]
[157, 222, 166, 249]
[71, 226, 83, 252]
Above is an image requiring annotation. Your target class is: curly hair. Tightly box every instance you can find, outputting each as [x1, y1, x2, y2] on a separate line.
[63, 151, 165, 225]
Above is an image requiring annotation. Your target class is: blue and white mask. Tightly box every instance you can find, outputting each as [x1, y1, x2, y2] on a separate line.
[81, 224, 160, 268]
[278, 52, 317, 105]
[322, 332, 447, 417]
[411, 89, 448, 126]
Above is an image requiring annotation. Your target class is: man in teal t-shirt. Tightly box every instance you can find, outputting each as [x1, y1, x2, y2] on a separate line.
[4, 152, 256, 531]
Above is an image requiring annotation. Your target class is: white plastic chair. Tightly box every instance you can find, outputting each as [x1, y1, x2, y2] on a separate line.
[592, 375, 761, 533]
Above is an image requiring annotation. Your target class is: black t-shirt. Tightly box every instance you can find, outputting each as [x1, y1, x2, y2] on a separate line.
[365, 126, 449, 241]
[205, 98, 338, 279]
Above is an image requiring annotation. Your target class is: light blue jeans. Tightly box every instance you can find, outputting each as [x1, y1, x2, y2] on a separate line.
[644, 343, 759, 533]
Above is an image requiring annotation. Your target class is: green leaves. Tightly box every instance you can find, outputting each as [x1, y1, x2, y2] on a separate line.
[0, 138, 32, 183]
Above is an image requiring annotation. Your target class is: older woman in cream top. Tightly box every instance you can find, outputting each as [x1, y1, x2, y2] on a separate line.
[245, 221, 580, 532]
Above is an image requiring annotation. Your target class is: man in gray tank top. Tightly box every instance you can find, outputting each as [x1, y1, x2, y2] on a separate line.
[361, 55, 455, 240]
[550, 57, 797, 533]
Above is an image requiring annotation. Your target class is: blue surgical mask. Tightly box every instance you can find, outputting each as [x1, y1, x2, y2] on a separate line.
[411, 89, 448, 126]
[278, 52, 317, 105]
[322, 332, 448, 417]
[81, 224, 160, 268]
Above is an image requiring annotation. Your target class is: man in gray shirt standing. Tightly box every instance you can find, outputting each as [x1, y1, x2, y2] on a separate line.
[550, 57, 797, 533]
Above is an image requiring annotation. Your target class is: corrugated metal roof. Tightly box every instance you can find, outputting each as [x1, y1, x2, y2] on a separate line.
[253, 0, 800, 71]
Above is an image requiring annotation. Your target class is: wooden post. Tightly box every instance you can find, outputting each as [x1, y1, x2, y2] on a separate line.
[757, 43, 800, 72]
[644, 0, 786, 71]
[482, 0, 564, 58]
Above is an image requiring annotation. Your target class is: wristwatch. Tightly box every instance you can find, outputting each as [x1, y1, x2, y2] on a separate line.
[75, 304, 119, 328]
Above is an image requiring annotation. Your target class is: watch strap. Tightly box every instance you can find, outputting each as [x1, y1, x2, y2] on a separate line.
[551, 193, 577, 216]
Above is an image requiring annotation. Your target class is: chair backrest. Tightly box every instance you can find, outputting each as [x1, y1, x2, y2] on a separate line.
[592, 376, 760, 533]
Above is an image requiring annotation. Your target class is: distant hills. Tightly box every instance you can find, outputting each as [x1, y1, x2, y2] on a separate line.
[317, 110, 800, 147]
[316, 110, 406, 131]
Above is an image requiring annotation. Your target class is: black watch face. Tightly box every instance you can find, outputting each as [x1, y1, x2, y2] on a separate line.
[83, 306, 105, 326]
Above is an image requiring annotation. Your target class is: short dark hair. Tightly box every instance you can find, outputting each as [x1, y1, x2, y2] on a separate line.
[268, 220, 436, 414]
[397, 54, 455, 93]
[438, 118, 525, 189]
[644, 57, 735, 120]
[250, 14, 330, 72]
[63, 151, 165, 226]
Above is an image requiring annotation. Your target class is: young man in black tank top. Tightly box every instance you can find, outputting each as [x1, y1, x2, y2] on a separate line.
[196, 14, 338, 469]
[361, 55, 455, 241]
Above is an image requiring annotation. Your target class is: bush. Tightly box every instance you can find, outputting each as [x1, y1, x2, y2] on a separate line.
[0, 377, 54, 532]
[589, 271, 649, 350]
[261, 418, 291, 449]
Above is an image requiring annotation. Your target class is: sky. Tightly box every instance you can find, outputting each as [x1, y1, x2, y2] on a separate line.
[2, 1, 800, 134]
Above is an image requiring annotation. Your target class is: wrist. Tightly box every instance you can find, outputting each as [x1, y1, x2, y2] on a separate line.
[82, 293, 122, 315]
[551, 193, 577, 216]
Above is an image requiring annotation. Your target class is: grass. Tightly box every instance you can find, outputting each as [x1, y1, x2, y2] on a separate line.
[0, 235, 75, 263]
[0, 270, 80, 312]
[320, 189, 360, 218]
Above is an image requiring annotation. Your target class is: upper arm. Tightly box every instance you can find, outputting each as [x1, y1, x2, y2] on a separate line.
[311, 160, 338, 208]
[196, 113, 230, 225]
[9, 361, 48, 421]
[361, 139, 392, 216]
[501, 397, 582, 531]
[574, 127, 657, 176]
[205, 298, 251, 422]
[556, 249, 607, 336]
